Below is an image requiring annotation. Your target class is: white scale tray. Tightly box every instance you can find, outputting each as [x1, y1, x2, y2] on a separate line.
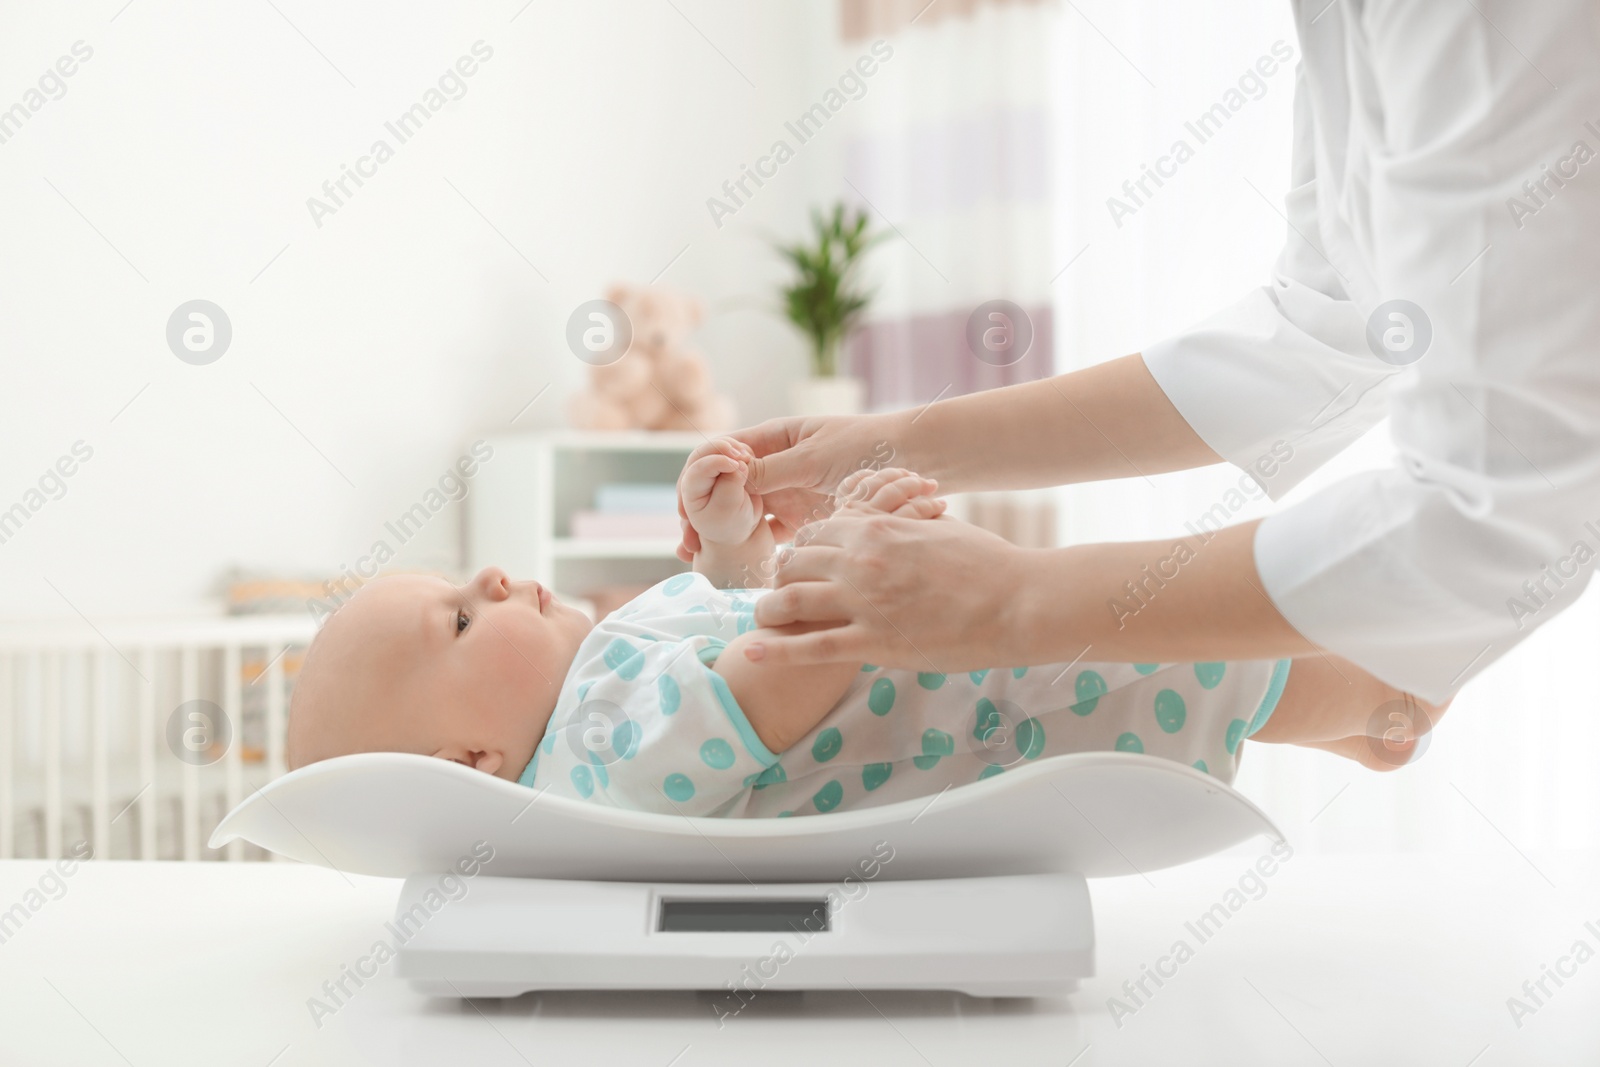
[211, 752, 1282, 998]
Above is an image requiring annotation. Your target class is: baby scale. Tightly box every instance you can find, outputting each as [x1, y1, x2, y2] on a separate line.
[211, 751, 1281, 998]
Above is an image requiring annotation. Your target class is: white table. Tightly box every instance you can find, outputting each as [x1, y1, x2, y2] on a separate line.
[1, 851, 1596, 1065]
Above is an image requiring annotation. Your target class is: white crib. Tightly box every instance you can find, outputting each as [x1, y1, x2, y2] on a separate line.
[0, 616, 314, 863]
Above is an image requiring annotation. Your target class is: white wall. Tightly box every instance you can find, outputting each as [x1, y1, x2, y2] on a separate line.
[1050, 0, 1305, 546]
[0, 0, 838, 618]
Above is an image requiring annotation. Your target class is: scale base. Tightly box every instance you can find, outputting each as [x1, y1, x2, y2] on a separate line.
[393, 872, 1094, 999]
[412, 978, 1081, 999]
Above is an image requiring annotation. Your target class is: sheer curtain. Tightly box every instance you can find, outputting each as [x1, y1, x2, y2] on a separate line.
[1049, 1, 1600, 854]
[837, 0, 1060, 410]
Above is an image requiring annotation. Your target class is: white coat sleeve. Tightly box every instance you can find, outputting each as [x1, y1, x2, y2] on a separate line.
[1141, 65, 1397, 500]
[1153, 4, 1600, 701]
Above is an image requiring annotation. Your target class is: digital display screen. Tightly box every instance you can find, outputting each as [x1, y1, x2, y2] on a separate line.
[657, 898, 830, 933]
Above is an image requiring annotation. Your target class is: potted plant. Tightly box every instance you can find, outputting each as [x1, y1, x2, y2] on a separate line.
[774, 202, 880, 417]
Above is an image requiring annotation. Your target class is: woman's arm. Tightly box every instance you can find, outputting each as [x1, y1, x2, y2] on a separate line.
[887, 353, 1223, 493]
[678, 353, 1223, 560]
[1007, 520, 1313, 663]
[746, 515, 1314, 670]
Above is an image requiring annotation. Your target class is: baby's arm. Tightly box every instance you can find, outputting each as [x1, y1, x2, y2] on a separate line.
[682, 451, 946, 754]
[714, 622, 869, 753]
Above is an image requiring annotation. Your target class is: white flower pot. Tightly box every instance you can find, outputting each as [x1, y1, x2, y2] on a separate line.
[789, 376, 866, 418]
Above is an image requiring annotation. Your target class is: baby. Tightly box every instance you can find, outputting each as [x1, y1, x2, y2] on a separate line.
[288, 440, 1443, 817]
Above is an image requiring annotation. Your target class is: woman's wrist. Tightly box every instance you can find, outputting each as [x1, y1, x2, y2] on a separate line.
[996, 544, 1069, 666]
[874, 408, 941, 483]
[875, 392, 994, 491]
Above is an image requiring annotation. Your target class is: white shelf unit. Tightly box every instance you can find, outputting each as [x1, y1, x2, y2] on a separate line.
[467, 431, 699, 597]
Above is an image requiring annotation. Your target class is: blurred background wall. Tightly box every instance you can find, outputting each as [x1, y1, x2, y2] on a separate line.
[0, 0, 835, 614]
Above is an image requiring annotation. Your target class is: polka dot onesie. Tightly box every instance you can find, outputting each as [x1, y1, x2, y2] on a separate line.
[518, 573, 1290, 818]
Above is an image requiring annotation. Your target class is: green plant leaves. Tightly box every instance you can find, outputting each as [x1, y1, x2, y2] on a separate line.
[772, 202, 881, 377]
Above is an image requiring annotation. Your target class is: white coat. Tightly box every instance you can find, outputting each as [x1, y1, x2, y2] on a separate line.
[1143, 0, 1600, 700]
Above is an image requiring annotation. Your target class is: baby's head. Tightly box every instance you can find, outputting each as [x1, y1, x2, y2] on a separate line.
[287, 566, 592, 780]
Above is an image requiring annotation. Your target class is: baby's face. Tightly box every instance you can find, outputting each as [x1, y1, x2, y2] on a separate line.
[288, 566, 593, 780]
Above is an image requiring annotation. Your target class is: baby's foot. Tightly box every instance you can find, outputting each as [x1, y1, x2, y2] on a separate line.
[1256, 651, 1453, 771]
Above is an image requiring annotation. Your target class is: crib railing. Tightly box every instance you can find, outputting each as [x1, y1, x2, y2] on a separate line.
[0, 615, 314, 862]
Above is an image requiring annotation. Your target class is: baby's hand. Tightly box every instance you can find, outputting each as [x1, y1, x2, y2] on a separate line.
[833, 466, 947, 519]
[680, 438, 764, 547]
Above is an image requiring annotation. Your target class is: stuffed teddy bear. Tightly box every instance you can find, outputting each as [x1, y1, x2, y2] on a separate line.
[567, 283, 736, 432]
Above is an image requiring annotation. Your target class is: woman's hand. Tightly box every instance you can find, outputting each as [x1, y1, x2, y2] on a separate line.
[675, 413, 903, 561]
[746, 511, 1032, 670]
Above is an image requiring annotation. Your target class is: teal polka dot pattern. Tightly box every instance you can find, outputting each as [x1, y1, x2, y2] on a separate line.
[662, 573, 694, 596]
[1072, 670, 1107, 716]
[700, 738, 735, 770]
[921, 728, 955, 757]
[914, 728, 955, 769]
[736, 614, 756, 635]
[1154, 689, 1187, 734]
[613, 719, 641, 760]
[1017, 717, 1046, 760]
[862, 762, 892, 791]
[544, 573, 1294, 816]
[751, 763, 786, 790]
[973, 698, 1004, 743]
[811, 727, 843, 763]
[603, 638, 645, 681]
[868, 677, 896, 716]
[658, 675, 681, 716]
[685, 604, 708, 614]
